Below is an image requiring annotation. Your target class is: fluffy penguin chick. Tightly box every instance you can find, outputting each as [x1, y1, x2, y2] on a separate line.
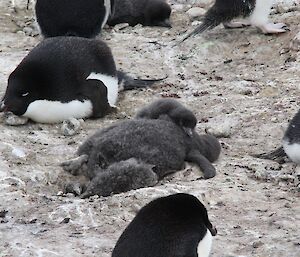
[112, 193, 217, 257]
[135, 98, 197, 136]
[254, 109, 300, 164]
[182, 0, 289, 41]
[35, 0, 114, 38]
[80, 158, 158, 198]
[61, 119, 221, 197]
[0, 37, 159, 123]
[108, 0, 171, 27]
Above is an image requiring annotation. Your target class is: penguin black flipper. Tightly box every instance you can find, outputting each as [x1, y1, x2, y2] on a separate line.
[253, 146, 289, 164]
[82, 79, 112, 118]
[117, 71, 166, 91]
[180, 0, 255, 42]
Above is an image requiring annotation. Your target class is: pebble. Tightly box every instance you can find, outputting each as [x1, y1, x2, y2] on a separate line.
[61, 118, 82, 136]
[186, 7, 206, 19]
[290, 32, 300, 51]
[11, 148, 26, 159]
[3, 112, 28, 126]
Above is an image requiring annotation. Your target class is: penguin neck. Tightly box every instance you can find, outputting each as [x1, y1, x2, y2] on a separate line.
[197, 229, 213, 257]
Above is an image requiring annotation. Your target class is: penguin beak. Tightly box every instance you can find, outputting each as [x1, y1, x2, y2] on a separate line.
[209, 225, 217, 236]
[157, 19, 172, 28]
[183, 127, 194, 137]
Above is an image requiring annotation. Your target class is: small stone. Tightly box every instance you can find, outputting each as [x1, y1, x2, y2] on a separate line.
[113, 23, 130, 31]
[61, 118, 82, 136]
[290, 32, 300, 51]
[0, 210, 8, 218]
[186, 7, 206, 19]
[252, 241, 264, 248]
[11, 148, 26, 159]
[60, 217, 70, 224]
[3, 112, 28, 126]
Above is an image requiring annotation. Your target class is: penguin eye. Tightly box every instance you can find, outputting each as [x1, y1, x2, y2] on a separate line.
[21, 92, 29, 97]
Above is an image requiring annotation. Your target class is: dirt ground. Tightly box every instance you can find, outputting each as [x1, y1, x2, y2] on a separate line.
[0, 0, 299, 256]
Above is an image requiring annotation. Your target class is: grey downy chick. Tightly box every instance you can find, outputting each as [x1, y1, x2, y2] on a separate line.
[61, 118, 221, 197]
[135, 98, 197, 136]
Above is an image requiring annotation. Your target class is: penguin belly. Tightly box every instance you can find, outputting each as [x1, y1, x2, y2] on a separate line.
[23, 99, 93, 123]
[197, 229, 213, 257]
[283, 140, 300, 164]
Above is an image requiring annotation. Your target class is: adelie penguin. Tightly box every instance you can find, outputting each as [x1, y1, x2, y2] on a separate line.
[112, 193, 217, 257]
[108, 0, 172, 28]
[254, 109, 300, 165]
[35, 0, 115, 38]
[61, 99, 221, 198]
[0, 37, 162, 124]
[181, 0, 289, 42]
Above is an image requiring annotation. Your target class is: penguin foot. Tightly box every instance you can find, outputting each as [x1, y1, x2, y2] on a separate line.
[223, 21, 250, 29]
[60, 155, 89, 175]
[259, 23, 289, 34]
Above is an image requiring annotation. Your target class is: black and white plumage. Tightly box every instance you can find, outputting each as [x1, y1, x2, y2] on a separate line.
[35, 0, 115, 38]
[61, 100, 221, 197]
[0, 37, 160, 123]
[112, 193, 217, 257]
[254, 109, 300, 164]
[182, 0, 289, 42]
[135, 98, 197, 136]
[108, 0, 171, 28]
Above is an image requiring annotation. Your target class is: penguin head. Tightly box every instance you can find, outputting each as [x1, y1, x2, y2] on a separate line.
[169, 106, 197, 136]
[1, 70, 39, 116]
[172, 193, 217, 236]
[144, 0, 172, 28]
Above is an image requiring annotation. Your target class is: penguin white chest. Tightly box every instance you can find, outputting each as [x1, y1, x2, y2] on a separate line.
[197, 229, 213, 257]
[283, 140, 300, 164]
[23, 99, 93, 123]
[86, 72, 118, 107]
[249, 0, 274, 26]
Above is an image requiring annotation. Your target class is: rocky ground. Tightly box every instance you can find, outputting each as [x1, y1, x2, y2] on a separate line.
[0, 0, 299, 256]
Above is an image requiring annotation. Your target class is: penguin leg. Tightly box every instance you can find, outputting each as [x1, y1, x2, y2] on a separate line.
[185, 150, 216, 179]
[223, 21, 251, 29]
[258, 23, 289, 34]
[60, 155, 89, 175]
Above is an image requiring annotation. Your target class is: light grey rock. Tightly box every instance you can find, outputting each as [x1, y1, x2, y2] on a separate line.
[61, 118, 82, 136]
[3, 112, 28, 126]
[186, 7, 206, 19]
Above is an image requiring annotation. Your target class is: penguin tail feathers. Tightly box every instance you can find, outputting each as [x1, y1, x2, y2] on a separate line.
[252, 146, 288, 164]
[180, 19, 217, 43]
[117, 71, 167, 91]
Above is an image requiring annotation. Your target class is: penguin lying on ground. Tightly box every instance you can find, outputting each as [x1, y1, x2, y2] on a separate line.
[108, 0, 171, 28]
[112, 193, 217, 257]
[181, 0, 289, 42]
[61, 99, 221, 198]
[0, 37, 162, 124]
[135, 98, 197, 136]
[254, 109, 300, 164]
[35, 0, 115, 38]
